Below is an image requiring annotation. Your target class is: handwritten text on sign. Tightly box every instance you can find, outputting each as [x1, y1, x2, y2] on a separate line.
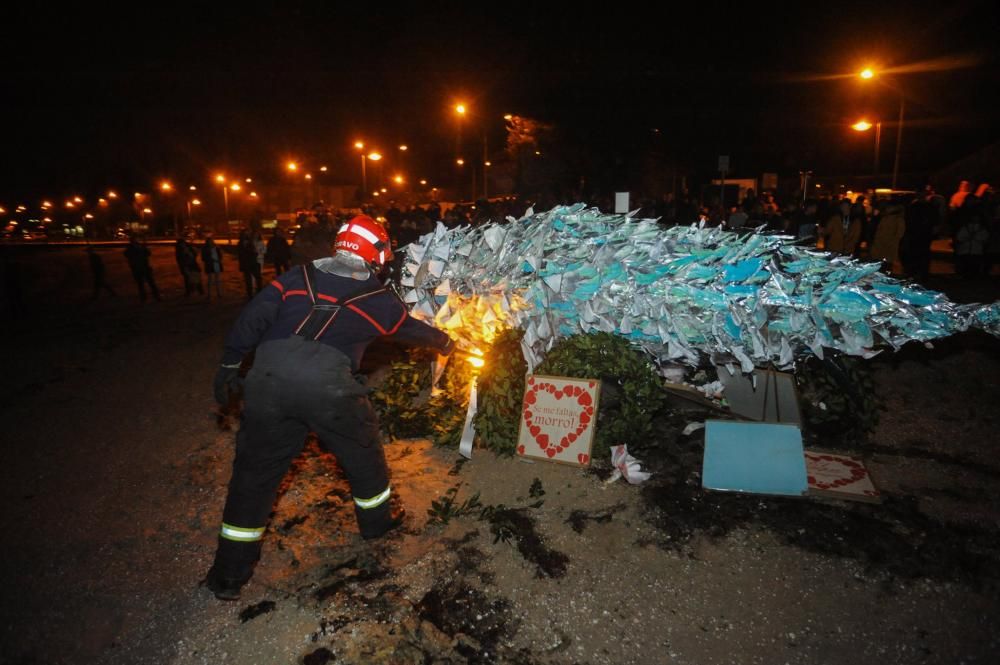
[517, 375, 600, 467]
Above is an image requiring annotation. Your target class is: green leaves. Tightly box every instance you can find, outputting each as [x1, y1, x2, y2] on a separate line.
[426, 484, 483, 525]
[370, 359, 432, 439]
[473, 329, 528, 455]
[796, 354, 881, 441]
[536, 332, 668, 458]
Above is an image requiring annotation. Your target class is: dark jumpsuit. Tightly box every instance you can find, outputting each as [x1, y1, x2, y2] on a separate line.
[212, 262, 450, 580]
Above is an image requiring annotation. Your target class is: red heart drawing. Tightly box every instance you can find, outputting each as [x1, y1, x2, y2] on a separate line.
[537, 433, 549, 448]
[517, 445, 525, 455]
[578, 453, 590, 465]
[805, 454, 869, 490]
[545, 448, 556, 458]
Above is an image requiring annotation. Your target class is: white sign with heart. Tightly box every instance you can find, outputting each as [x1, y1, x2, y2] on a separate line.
[516, 374, 600, 467]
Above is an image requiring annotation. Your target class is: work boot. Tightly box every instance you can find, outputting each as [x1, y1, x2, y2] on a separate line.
[201, 566, 250, 601]
[360, 505, 406, 540]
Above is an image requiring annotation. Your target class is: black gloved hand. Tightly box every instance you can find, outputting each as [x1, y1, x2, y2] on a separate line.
[440, 337, 456, 356]
[213, 364, 243, 406]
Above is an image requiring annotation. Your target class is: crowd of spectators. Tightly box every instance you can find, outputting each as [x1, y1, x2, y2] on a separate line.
[245, 181, 1000, 289]
[621, 182, 999, 280]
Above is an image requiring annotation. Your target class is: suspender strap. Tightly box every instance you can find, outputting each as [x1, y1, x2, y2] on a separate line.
[293, 263, 388, 341]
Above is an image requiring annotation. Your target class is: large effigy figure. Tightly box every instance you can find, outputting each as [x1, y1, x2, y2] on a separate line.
[398, 204, 999, 374]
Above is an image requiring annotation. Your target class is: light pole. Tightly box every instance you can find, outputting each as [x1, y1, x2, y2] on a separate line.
[368, 152, 382, 192]
[851, 119, 882, 176]
[859, 68, 905, 189]
[454, 103, 465, 155]
[454, 103, 466, 200]
[215, 174, 229, 234]
[354, 142, 368, 199]
[798, 171, 812, 206]
[398, 145, 408, 193]
[160, 181, 177, 236]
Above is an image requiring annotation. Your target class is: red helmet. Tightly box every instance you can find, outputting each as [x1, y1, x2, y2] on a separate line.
[335, 215, 393, 266]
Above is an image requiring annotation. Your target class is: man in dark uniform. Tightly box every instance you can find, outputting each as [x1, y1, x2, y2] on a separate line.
[203, 215, 454, 600]
[123, 235, 161, 302]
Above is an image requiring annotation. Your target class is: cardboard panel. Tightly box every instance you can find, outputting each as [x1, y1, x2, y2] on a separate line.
[702, 420, 808, 496]
[805, 451, 881, 503]
[717, 367, 802, 424]
[517, 375, 600, 467]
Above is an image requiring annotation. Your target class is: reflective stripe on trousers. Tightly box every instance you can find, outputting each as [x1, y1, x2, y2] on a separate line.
[220, 522, 265, 542]
[354, 485, 391, 509]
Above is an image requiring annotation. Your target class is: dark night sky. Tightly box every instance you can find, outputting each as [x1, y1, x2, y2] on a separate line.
[4, 1, 999, 203]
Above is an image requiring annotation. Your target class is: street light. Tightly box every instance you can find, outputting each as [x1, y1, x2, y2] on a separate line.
[368, 152, 382, 191]
[187, 198, 201, 220]
[397, 145, 409, 189]
[859, 67, 904, 189]
[453, 102, 492, 199]
[852, 118, 882, 175]
[160, 181, 178, 235]
[215, 174, 229, 232]
[355, 142, 369, 197]
[454, 103, 468, 198]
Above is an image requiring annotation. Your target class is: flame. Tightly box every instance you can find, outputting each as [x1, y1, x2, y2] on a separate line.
[431, 293, 528, 348]
[466, 356, 485, 369]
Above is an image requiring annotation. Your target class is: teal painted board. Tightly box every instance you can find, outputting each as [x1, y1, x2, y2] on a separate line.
[702, 420, 808, 496]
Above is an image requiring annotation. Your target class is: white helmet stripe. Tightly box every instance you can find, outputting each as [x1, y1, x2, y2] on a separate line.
[338, 224, 350, 233]
[378, 250, 385, 264]
[349, 224, 380, 245]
